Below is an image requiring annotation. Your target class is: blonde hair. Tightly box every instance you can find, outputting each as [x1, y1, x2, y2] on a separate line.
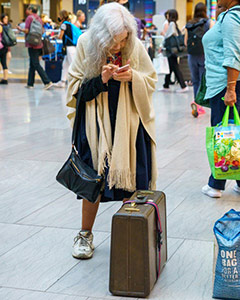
[84, 2, 137, 79]
[76, 10, 84, 17]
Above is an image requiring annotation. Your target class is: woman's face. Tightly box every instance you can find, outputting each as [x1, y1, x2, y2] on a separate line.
[79, 13, 85, 23]
[109, 30, 128, 54]
[3, 15, 8, 25]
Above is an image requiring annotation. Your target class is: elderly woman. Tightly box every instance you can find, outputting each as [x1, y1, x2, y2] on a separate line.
[202, 0, 240, 198]
[67, 3, 157, 259]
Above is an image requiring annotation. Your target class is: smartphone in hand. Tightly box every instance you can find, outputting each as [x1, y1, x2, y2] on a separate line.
[116, 64, 130, 73]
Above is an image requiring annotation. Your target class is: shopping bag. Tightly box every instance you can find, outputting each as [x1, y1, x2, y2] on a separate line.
[153, 54, 170, 75]
[206, 104, 240, 180]
[213, 209, 240, 299]
[195, 72, 210, 108]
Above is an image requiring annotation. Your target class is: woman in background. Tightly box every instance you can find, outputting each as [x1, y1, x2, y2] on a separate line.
[185, 3, 214, 117]
[160, 9, 188, 93]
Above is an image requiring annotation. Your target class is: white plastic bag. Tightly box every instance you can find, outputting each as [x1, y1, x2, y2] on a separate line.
[153, 54, 170, 75]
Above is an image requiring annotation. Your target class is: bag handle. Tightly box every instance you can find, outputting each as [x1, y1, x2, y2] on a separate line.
[222, 101, 240, 127]
[71, 88, 83, 151]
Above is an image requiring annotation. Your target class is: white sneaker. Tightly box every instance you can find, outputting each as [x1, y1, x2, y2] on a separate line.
[176, 86, 189, 93]
[158, 87, 171, 92]
[202, 185, 222, 198]
[44, 82, 53, 90]
[8, 70, 12, 74]
[233, 184, 240, 194]
[54, 81, 66, 88]
[72, 230, 94, 259]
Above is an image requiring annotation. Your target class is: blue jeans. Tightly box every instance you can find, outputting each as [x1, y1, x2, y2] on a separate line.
[27, 48, 50, 86]
[188, 54, 205, 98]
[208, 82, 240, 190]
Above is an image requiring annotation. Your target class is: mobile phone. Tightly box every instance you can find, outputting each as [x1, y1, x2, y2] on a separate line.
[116, 64, 130, 73]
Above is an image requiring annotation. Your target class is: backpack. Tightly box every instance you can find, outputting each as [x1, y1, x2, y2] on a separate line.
[1, 25, 17, 47]
[63, 21, 82, 46]
[26, 16, 43, 46]
[186, 19, 208, 55]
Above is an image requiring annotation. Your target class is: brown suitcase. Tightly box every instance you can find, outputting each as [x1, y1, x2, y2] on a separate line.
[109, 190, 167, 298]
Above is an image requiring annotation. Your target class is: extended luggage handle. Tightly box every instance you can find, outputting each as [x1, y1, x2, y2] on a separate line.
[123, 197, 163, 278]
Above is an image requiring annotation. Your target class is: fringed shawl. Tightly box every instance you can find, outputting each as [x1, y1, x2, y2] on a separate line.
[66, 32, 157, 191]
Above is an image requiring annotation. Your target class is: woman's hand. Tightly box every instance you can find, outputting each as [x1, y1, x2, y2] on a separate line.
[224, 88, 237, 107]
[101, 64, 119, 84]
[113, 68, 132, 82]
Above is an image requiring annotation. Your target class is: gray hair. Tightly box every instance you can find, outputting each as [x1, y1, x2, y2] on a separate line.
[84, 2, 137, 79]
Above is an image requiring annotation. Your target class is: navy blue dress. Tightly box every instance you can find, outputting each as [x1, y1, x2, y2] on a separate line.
[75, 75, 151, 202]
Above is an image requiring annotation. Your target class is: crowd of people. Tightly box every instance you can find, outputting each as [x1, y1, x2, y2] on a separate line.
[0, 0, 240, 259]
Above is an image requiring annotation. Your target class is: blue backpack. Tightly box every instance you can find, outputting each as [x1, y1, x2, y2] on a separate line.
[63, 21, 82, 46]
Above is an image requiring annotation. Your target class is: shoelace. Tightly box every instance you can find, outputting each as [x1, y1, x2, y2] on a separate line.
[74, 232, 94, 250]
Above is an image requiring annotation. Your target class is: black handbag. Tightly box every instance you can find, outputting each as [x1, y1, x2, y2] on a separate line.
[163, 34, 187, 57]
[56, 90, 103, 203]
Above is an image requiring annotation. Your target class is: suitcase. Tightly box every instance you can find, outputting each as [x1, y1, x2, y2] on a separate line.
[109, 190, 167, 298]
[45, 60, 62, 83]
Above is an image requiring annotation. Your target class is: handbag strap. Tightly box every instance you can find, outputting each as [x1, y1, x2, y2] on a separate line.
[123, 200, 163, 278]
[71, 87, 83, 150]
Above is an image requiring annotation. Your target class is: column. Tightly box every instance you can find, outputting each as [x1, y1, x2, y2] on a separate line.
[62, 0, 73, 12]
[42, 0, 50, 16]
[10, 0, 24, 27]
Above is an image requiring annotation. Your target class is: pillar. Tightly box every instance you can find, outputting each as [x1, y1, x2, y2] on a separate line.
[10, 0, 24, 27]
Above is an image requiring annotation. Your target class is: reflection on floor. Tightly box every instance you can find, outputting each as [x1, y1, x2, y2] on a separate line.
[0, 81, 239, 300]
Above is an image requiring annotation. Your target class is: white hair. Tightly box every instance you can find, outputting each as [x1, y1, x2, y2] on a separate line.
[84, 2, 137, 79]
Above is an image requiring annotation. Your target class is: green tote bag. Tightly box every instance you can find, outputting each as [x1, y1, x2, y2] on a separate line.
[206, 104, 240, 180]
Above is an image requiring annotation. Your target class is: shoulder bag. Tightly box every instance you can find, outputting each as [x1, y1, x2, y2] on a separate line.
[56, 89, 103, 203]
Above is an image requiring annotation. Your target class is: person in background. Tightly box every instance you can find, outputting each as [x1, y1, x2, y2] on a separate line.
[54, 10, 78, 88]
[69, 13, 77, 25]
[75, 10, 86, 30]
[18, 19, 25, 30]
[184, 2, 214, 117]
[17, 5, 53, 90]
[0, 14, 8, 84]
[67, 2, 157, 259]
[161, 10, 169, 36]
[159, 9, 189, 93]
[0, 14, 12, 76]
[202, 0, 240, 198]
[41, 14, 53, 30]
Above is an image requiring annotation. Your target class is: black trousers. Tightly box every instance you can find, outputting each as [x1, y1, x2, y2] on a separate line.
[164, 55, 186, 89]
[27, 48, 50, 86]
[0, 47, 8, 70]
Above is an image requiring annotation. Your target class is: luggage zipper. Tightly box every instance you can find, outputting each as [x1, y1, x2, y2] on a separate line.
[70, 159, 101, 183]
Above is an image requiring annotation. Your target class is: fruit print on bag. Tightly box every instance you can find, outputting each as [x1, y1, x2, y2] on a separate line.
[214, 125, 240, 178]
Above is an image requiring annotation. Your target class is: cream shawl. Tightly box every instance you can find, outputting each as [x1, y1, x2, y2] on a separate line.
[66, 32, 157, 191]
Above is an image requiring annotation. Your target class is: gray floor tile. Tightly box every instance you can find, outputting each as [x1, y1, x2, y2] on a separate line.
[0, 223, 43, 256]
[18, 195, 117, 229]
[0, 228, 109, 291]
[149, 240, 213, 300]
[156, 168, 185, 191]
[48, 237, 116, 298]
[0, 184, 67, 223]
[167, 194, 240, 241]
[167, 237, 184, 261]
[0, 288, 87, 300]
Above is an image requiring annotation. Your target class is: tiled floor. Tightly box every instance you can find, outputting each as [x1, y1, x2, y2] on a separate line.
[0, 80, 239, 300]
